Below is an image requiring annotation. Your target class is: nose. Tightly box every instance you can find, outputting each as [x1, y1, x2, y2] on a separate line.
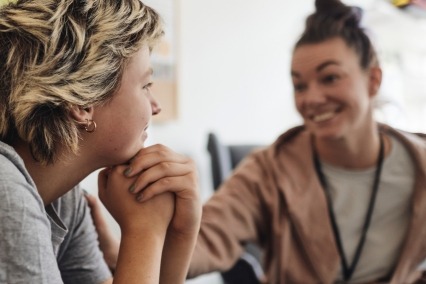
[300, 84, 327, 108]
[148, 92, 162, 115]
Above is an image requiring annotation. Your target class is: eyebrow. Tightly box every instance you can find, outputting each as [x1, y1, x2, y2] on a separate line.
[316, 60, 340, 72]
[147, 68, 154, 77]
[142, 68, 154, 80]
[291, 60, 340, 78]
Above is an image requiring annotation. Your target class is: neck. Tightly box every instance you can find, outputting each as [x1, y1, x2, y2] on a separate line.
[13, 142, 97, 206]
[314, 124, 387, 169]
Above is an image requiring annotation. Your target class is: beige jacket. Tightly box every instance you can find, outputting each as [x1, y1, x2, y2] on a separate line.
[189, 125, 426, 283]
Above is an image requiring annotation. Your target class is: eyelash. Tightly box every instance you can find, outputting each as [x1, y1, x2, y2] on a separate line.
[293, 73, 340, 93]
[293, 83, 307, 93]
[321, 74, 339, 84]
[143, 82, 153, 91]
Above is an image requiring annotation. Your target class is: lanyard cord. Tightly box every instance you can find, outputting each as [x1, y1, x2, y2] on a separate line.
[312, 133, 385, 281]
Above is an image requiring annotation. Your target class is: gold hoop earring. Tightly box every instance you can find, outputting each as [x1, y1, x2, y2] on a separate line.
[84, 119, 97, 133]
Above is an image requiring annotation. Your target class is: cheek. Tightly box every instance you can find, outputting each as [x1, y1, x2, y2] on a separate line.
[294, 96, 304, 114]
[120, 100, 151, 128]
[133, 95, 152, 117]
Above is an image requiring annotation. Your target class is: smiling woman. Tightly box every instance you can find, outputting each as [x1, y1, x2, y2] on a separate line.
[291, 37, 381, 149]
[186, 0, 426, 283]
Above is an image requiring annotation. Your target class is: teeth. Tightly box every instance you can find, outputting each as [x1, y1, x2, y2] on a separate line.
[312, 111, 335, 122]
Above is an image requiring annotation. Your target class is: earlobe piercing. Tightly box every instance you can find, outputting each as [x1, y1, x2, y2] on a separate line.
[84, 119, 97, 133]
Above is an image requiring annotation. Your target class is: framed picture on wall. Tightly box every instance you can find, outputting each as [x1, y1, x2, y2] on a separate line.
[143, 0, 179, 123]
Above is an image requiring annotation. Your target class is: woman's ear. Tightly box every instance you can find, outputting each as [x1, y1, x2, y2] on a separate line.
[70, 105, 97, 133]
[368, 66, 382, 98]
[69, 105, 95, 123]
[70, 105, 94, 122]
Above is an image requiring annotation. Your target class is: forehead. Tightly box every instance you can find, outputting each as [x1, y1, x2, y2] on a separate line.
[125, 46, 151, 74]
[291, 37, 359, 71]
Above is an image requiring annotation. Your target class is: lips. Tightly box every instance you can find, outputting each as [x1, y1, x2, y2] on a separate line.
[312, 111, 336, 122]
[307, 106, 343, 123]
[142, 132, 148, 141]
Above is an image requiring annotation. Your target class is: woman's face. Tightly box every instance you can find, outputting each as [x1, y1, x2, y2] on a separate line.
[291, 37, 378, 141]
[91, 46, 161, 165]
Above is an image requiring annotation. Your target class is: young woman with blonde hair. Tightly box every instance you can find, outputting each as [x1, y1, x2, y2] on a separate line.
[0, 0, 201, 283]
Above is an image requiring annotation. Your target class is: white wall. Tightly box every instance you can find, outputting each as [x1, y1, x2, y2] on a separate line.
[150, 0, 313, 200]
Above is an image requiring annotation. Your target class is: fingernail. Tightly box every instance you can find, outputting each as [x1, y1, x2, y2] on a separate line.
[129, 184, 136, 193]
[137, 194, 144, 202]
[124, 167, 132, 177]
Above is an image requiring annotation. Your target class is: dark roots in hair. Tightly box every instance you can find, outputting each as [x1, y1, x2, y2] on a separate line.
[295, 0, 377, 70]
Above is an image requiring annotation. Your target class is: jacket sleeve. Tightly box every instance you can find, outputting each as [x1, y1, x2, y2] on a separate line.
[188, 152, 270, 277]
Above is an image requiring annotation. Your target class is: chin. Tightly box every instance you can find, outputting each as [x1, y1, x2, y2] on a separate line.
[117, 149, 141, 165]
[307, 124, 345, 141]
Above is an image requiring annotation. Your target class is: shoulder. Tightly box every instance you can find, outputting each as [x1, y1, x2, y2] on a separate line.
[0, 152, 44, 214]
[0, 141, 36, 187]
[0, 144, 47, 240]
[234, 126, 309, 179]
[0, 153, 51, 265]
[381, 124, 426, 149]
[0, 152, 26, 183]
[249, 125, 309, 163]
[380, 125, 426, 177]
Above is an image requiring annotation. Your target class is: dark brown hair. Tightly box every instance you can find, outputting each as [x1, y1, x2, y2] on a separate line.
[295, 0, 378, 70]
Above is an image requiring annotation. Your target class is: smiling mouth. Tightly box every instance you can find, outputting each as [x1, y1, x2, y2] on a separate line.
[311, 111, 337, 122]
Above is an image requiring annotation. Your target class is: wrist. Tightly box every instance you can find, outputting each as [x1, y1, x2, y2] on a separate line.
[120, 221, 169, 238]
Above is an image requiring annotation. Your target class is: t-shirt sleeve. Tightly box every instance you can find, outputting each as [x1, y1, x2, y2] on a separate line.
[57, 187, 111, 284]
[0, 175, 63, 283]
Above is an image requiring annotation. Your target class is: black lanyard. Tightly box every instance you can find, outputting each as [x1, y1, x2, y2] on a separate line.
[312, 134, 385, 282]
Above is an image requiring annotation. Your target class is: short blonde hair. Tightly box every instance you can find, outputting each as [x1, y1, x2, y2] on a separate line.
[0, 0, 163, 164]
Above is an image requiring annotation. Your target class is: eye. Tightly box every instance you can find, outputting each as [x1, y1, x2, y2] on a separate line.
[321, 74, 339, 85]
[293, 82, 307, 94]
[143, 82, 153, 92]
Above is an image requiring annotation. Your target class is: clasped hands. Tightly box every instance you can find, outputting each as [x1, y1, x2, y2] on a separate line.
[89, 144, 202, 273]
[99, 143, 201, 236]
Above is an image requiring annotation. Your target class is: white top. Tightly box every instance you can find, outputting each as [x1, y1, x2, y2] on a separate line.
[321, 135, 415, 283]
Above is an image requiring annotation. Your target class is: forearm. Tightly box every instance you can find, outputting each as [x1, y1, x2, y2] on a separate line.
[160, 230, 199, 283]
[113, 232, 165, 284]
[98, 227, 120, 273]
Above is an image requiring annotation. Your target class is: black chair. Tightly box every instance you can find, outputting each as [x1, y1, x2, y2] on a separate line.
[207, 132, 265, 284]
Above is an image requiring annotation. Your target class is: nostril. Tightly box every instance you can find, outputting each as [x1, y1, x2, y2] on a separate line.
[152, 104, 161, 115]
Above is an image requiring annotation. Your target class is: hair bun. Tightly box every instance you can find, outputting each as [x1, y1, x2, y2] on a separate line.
[315, 0, 363, 29]
[315, 0, 343, 13]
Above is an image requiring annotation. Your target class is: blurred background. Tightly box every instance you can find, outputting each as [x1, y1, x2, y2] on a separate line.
[79, 0, 426, 283]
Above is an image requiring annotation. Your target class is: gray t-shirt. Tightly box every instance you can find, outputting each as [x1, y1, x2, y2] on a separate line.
[0, 141, 111, 284]
[321, 135, 415, 283]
